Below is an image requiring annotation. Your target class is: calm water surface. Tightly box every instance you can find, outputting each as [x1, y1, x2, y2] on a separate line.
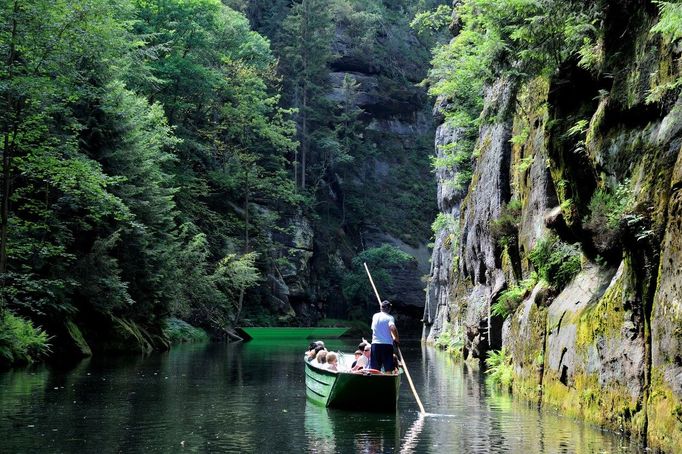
[1, 340, 643, 453]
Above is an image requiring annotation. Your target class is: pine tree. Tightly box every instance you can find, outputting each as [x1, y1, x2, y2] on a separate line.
[281, 0, 334, 190]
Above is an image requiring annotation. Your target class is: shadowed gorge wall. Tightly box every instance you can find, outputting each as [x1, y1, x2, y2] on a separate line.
[237, 0, 443, 325]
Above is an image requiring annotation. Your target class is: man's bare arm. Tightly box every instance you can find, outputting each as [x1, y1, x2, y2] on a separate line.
[390, 324, 399, 344]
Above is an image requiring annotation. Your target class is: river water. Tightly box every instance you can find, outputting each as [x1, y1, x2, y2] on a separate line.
[0, 340, 645, 453]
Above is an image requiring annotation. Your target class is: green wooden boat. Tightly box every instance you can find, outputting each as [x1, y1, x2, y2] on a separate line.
[238, 327, 349, 340]
[304, 355, 401, 412]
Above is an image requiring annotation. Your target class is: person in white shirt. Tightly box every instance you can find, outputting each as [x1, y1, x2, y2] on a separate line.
[352, 344, 371, 371]
[370, 300, 399, 372]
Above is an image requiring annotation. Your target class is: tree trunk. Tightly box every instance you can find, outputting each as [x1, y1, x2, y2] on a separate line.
[302, 87, 307, 190]
[1, 132, 10, 275]
[300, 2, 309, 190]
[1, 1, 19, 277]
[234, 167, 251, 325]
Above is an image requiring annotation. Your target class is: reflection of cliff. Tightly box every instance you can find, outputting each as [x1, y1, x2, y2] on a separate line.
[424, 2, 682, 451]
[419, 347, 640, 453]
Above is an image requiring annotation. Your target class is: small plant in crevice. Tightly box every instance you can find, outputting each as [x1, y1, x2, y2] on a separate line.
[491, 274, 538, 319]
[529, 234, 582, 291]
[647, 1, 682, 103]
[485, 347, 514, 390]
[516, 155, 534, 174]
[432, 212, 461, 253]
[583, 179, 633, 254]
[434, 322, 464, 358]
[490, 198, 522, 249]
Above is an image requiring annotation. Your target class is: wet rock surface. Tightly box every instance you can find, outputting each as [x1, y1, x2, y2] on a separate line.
[423, 3, 682, 450]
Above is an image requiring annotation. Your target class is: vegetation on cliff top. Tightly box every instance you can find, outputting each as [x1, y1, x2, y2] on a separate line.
[422, 0, 601, 191]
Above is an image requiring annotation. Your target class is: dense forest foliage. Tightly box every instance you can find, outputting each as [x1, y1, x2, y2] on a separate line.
[0, 0, 444, 365]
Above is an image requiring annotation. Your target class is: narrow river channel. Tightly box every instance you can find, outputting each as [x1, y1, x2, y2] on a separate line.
[1, 340, 645, 453]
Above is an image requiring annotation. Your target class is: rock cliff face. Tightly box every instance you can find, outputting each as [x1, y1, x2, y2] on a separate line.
[248, 3, 437, 323]
[312, 19, 436, 319]
[424, 2, 682, 451]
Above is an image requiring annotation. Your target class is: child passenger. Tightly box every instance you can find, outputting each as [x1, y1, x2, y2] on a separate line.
[315, 349, 328, 365]
[326, 352, 338, 371]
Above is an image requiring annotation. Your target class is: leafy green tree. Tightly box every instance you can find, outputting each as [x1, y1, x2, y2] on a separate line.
[77, 81, 180, 324]
[0, 0, 132, 319]
[342, 244, 414, 317]
[130, 0, 300, 327]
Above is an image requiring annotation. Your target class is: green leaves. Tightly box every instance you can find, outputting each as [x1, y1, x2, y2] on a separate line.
[342, 244, 414, 314]
[411, 4, 452, 35]
[1, 0, 303, 359]
[492, 275, 537, 318]
[529, 234, 582, 291]
[646, 1, 682, 103]
[0, 312, 51, 365]
[485, 346, 514, 389]
[215, 252, 261, 298]
[651, 1, 682, 42]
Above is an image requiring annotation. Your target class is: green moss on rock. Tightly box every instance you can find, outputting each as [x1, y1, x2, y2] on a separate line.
[648, 369, 682, 453]
[543, 368, 644, 433]
[575, 273, 624, 350]
[508, 292, 547, 403]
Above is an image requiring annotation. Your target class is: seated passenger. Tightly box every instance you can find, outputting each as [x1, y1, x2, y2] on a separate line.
[326, 352, 338, 371]
[392, 353, 401, 374]
[315, 349, 328, 365]
[352, 344, 371, 371]
[350, 350, 362, 369]
[307, 341, 325, 361]
[306, 341, 317, 361]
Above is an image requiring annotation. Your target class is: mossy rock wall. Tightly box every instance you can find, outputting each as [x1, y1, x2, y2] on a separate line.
[504, 284, 548, 402]
[426, 2, 682, 450]
[510, 77, 558, 273]
[542, 263, 647, 434]
[649, 140, 682, 453]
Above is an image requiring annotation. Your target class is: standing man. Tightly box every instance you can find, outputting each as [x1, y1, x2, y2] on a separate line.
[370, 300, 399, 372]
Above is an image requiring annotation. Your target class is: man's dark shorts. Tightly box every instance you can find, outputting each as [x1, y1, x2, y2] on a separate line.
[370, 343, 394, 372]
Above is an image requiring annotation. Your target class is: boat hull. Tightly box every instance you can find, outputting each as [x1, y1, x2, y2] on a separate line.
[304, 359, 400, 412]
[239, 327, 349, 340]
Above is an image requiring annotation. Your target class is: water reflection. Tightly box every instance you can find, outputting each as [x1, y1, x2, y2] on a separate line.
[304, 400, 399, 453]
[409, 345, 644, 453]
[0, 340, 647, 453]
[399, 413, 425, 454]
